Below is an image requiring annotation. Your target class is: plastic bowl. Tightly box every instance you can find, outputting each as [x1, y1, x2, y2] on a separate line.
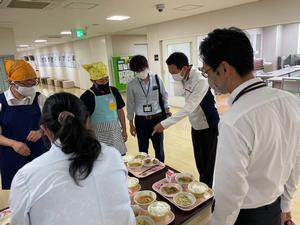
[187, 181, 208, 198]
[175, 173, 194, 187]
[136, 215, 155, 225]
[127, 159, 143, 171]
[173, 192, 196, 208]
[159, 182, 182, 197]
[134, 190, 157, 209]
[147, 201, 170, 221]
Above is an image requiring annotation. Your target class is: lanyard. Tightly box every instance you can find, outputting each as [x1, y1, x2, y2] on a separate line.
[232, 81, 267, 104]
[138, 79, 151, 103]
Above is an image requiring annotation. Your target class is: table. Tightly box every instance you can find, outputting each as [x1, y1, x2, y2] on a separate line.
[130, 165, 213, 225]
[255, 66, 300, 81]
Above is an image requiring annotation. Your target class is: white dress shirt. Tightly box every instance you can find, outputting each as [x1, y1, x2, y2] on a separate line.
[161, 68, 210, 130]
[212, 78, 300, 225]
[126, 73, 168, 120]
[9, 142, 135, 225]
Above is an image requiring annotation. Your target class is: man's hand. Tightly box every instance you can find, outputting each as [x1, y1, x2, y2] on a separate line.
[281, 212, 295, 225]
[130, 125, 136, 137]
[11, 141, 31, 156]
[152, 123, 165, 136]
[27, 130, 43, 142]
[122, 130, 128, 142]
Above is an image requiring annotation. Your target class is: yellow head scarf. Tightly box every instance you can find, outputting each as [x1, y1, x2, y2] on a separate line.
[4, 59, 37, 81]
[82, 62, 108, 80]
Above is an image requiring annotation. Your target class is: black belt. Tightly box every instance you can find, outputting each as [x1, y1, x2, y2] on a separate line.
[137, 112, 162, 120]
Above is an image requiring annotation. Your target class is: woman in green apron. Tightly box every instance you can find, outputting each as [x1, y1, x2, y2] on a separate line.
[80, 62, 127, 155]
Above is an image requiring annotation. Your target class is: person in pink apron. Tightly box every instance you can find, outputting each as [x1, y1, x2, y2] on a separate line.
[80, 62, 127, 155]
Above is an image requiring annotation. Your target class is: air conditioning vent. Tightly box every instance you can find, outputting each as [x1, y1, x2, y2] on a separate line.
[0, 0, 65, 9]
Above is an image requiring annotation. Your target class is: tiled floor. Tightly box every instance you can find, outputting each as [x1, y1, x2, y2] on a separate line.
[0, 84, 299, 224]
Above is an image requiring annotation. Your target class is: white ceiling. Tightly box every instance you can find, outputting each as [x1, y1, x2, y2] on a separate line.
[0, 0, 258, 49]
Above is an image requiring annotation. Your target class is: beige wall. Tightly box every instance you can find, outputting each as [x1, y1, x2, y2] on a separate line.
[146, 0, 300, 74]
[18, 36, 109, 89]
[111, 35, 147, 56]
[0, 27, 16, 56]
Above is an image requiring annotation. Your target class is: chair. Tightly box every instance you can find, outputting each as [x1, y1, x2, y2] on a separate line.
[281, 77, 300, 97]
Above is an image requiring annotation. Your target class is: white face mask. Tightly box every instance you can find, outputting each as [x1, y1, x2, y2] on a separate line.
[137, 70, 149, 80]
[14, 84, 36, 97]
[172, 73, 184, 81]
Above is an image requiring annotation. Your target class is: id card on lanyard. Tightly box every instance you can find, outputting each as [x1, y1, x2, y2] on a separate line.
[139, 79, 153, 113]
[232, 81, 267, 104]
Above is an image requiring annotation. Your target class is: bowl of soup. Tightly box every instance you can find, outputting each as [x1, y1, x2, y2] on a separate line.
[134, 190, 157, 209]
[188, 181, 208, 198]
[147, 201, 170, 221]
[134, 152, 148, 160]
[175, 173, 194, 187]
[127, 159, 143, 171]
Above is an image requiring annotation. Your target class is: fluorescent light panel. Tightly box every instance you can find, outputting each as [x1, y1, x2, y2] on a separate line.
[106, 15, 130, 21]
[34, 39, 47, 43]
[18, 44, 29, 48]
[60, 31, 72, 35]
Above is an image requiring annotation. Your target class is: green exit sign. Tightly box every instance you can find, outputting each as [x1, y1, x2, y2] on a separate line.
[74, 28, 86, 39]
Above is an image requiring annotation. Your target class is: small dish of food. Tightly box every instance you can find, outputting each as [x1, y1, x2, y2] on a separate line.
[134, 190, 157, 209]
[136, 215, 155, 225]
[143, 158, 159, 167]
[173, 192, 196, 208]
[188, 181, 208, 198]
[122, 155, 134, 166]
[127, 159, 143, 171]
[159, 183, 182, 198]
[126, 176, 140, 191]
[147, 201, 171, 221]
[175, 173, 194, 187]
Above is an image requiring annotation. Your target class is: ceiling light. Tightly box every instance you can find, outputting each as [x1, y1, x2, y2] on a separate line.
[34, 39, 47, 43]
[18, 44, 29, 48]
[106, 16, 130, 21]
[60, 31, 72, 35]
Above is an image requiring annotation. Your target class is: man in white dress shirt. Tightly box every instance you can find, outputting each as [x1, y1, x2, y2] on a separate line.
[153, 52, 219, 187]
[200, 27, 300, 225]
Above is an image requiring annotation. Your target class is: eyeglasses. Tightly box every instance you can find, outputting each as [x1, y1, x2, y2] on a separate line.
[15, 78, 39, 87]
[200, 67, 212, 78]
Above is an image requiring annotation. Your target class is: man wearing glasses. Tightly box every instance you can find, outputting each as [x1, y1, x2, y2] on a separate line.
[200, 27, 299, 225]
[153, 52, 219, 187]
[0, 59, 48, 190]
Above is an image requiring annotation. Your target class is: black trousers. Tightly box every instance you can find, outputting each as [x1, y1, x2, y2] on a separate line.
[135, 115, 165, 162]
[234, 197, 281, 225]
[191, 124, 218, 188]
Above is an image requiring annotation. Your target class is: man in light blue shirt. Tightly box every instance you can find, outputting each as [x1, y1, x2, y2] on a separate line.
[126, 55, 170, 162]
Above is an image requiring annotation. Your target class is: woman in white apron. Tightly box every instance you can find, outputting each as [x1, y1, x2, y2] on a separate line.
[80, 62, 127, 155]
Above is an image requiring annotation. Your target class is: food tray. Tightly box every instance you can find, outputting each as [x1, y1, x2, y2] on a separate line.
[133, 205, 175, 225]
[128, 162, 165, 178]
[152, 177, 213, 211]
[0, 208, 11, 225]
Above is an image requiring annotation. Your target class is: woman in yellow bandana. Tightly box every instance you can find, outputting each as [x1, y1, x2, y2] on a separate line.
[80, 62, 127, 155]
[0, 59, 48, 190]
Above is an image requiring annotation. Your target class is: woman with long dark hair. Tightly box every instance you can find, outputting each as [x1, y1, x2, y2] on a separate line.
[9, 92, 135, 225]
